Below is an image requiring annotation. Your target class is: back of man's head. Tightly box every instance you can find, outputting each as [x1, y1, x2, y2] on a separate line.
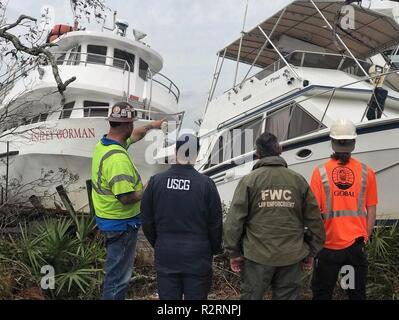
[256, 132, 281, 159]
[176, 134, 200, 164]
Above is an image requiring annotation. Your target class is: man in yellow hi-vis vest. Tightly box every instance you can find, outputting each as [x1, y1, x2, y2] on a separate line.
[91, 101, 164, 300]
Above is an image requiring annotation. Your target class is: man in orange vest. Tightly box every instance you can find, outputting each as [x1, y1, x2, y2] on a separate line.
[310, 119, 378, 300]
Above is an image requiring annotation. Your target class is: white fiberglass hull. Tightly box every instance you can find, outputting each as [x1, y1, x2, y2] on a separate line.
[0, 118, 168, 211]
[204, 119, 399, 220]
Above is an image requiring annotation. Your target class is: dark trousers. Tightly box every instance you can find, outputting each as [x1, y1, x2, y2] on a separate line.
[157, 272, 212, 300]
[240, 259, 302, 300]
[312, 239, 368, 300]
[366, 87, 388, 120]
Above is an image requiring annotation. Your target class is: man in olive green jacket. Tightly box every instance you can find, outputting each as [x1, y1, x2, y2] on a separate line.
[224, 132, 325, 300]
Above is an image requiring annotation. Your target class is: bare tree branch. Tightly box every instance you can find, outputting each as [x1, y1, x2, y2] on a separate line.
[0, 0, 109, 140]
[0, 16, 76, 95]
[1, 14, 36, 32]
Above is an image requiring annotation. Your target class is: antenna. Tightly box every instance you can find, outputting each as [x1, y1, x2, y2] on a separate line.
[113, 11, 117, 30]
[233, 0, 249, 89]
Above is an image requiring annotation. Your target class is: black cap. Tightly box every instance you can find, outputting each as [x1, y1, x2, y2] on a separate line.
[176, 134, 200, 160]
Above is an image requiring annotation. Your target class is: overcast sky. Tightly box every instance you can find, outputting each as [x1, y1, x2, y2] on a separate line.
[7, 0, 294, 127]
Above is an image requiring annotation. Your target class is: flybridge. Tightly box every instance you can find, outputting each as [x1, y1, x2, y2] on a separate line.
[205, 0, 399, 113]
[219, 0, 399, 68]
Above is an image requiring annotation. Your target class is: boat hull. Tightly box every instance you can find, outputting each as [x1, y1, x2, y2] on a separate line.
[0, 118, 169, 211]
[203, 120, 399, 220]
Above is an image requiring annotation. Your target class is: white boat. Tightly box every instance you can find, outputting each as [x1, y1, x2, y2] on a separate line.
[371, 0, 399, 66]
[0, 18, 183, 211]
[196, 0, 399, 220]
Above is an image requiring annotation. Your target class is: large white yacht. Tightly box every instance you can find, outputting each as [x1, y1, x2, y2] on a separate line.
[0, 18, 183, 210]
[196, 0, 399, 220]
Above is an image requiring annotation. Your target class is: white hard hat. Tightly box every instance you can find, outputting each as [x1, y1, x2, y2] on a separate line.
[329, 119, 357, 140]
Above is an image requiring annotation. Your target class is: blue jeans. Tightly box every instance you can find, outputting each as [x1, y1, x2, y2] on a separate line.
[102, 225, 139, 300]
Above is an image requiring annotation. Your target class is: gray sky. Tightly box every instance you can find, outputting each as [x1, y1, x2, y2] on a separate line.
[7, 0, 293, 127]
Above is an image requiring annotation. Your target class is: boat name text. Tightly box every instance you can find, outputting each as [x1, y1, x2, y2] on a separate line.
[30, 128, 96, 142]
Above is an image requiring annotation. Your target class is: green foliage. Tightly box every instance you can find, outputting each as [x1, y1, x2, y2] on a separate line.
[367, 223, 399, 300]
[2, 216, 399, 300]
[1, 214, 106, 299]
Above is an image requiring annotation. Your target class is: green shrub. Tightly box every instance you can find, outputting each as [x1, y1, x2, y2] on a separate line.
[367, 223, 399, 300]
[1, 214, 105, 299]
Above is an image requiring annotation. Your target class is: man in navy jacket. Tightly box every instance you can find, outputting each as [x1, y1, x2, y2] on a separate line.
[141, 134, 223, 300]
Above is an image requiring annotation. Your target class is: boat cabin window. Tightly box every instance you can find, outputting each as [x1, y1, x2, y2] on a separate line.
[30, 114, 40, 124]
[385, 48, 399, 69]
[114, 49, 135, 72]
[139, 59, 149, 80]
[286, 52, 303, 67]
[207, 135, 225, 168]
[340, 59, 372, 77]
[59, 102, 75, 119]
[57, 53, 66, 65]
[67, 46, 81, 65]
[304, 54, 342, 70]
[83, 101, 109, 117]
[205, 117, 263, 169]
[87, 45, 107, 65]
[40, 113, 48, 122]
[254, 51, 372, 79]
[229, 118, 263, 160]
[265, 103, 324, 142]
[28, 113, 47, 124]
[286, 52, 344, 70]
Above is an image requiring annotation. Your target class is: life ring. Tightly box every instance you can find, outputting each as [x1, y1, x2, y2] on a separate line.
[46, 24, 72, 43]
[50, 24, 72, 36]
[48, 35, 60, 43]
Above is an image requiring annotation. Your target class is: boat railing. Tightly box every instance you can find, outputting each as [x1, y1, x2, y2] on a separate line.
[51, 51, 180, 103]
[150, 72, 180, 103]
[2, 105, 185, 142]
[295, 69, 399, 125]
[60, 105, 185, 123]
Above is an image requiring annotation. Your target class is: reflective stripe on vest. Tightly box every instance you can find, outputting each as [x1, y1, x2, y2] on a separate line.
[109, 174, 136, 188]
[94, 149, 132, 196]
[92, 183, 113, 196]
[319, 163, 368, 220]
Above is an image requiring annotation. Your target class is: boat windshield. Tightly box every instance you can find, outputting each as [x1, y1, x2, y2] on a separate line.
[254, 51, 372, 81]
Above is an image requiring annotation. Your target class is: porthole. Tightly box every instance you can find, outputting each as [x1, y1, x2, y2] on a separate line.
[296, 148, 313, 160]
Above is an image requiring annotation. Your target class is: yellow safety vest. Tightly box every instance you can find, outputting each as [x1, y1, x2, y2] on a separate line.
[91, 138, 143, 220]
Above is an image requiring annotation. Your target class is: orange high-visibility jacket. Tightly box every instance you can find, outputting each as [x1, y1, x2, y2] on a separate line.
[310, 157, 378, 250]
